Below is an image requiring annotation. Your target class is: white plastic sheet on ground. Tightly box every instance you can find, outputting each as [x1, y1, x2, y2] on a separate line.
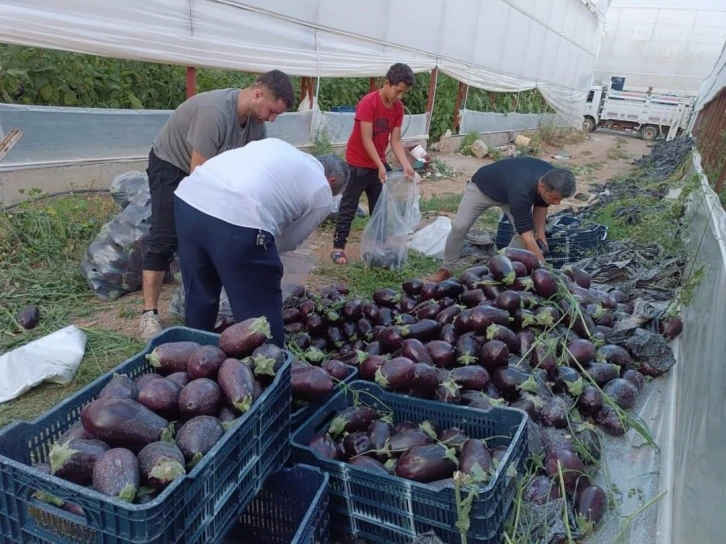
[0, 326, 87, 403]
[408, 216, 451, 260]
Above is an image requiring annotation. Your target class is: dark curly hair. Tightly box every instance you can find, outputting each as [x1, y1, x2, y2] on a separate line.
[254, 70, 295, 109]
[385, 63, 416, 88]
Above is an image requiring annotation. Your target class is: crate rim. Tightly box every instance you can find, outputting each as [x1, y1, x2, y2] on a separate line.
[290, 379, 529, 496]
[286, 464, 330, 543]
[0, 325, 290, 512]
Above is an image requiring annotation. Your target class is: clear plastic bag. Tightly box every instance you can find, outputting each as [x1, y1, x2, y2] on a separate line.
[109, 170, 148, 210]
[360, 172, 421, 269]
[81, 182, 175, 300]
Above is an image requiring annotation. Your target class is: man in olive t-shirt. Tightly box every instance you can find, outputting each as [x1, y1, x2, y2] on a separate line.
[140, 70, 295, 340]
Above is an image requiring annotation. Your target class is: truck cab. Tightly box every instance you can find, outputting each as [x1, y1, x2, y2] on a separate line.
[582, 85, 606, 132]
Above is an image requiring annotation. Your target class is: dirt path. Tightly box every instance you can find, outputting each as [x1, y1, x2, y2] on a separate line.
[75, 132, 650, 337]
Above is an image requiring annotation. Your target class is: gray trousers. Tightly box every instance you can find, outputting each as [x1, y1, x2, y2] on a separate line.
[442, 182, 525, 271]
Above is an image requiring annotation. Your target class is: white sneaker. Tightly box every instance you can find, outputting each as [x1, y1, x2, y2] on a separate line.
[140, 311, 163, 341]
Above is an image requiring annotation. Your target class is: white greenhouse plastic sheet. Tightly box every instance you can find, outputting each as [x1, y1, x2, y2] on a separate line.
[459, 111, 570, 135]
[0, 326, 87, 403]
[695, 39, 726, 113]
[0, 0, 607, 124]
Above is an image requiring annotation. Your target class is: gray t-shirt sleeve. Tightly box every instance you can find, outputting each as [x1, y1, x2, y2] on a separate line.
[186, 105, 228, 160]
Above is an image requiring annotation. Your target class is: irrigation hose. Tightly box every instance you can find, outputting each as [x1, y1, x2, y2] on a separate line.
[1, 188, 111, 212]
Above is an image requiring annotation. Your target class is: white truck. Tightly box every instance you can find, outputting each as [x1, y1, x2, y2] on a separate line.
[582, 84, 695, 141]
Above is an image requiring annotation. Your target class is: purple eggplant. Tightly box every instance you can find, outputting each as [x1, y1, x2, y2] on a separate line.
[375, 357, 416, 390]
[436, 305, 462, 325]
[488, 255, 517, 285]
[322, 359, 350, 380]
[98, 374, 138, 401]
[545, 449, 587, 494]
[175, 416, 225, 466]
[577, 385, 604, 415]
[137, 378, 182, 419]
[400, 296, 417, 314]
[585, 362, 620, 386]
[376, 308, 395, 327]
[419, 282, 439, 301]
[450, 366, 490, 390]
[576, 485, 608, 523]
[504, 248, 541, 273]
[460, 438, 492, 478]
[178, 378, 222, 419]
[343, 432, 372, 457]
[456, 334, 482, 365]
[356, 318, 374, 340]
[453, 308, 473, 332]
[401, 319, 441, 342]
[602, 378, 638, 409]
[309, 433, 340, 459]
[401, 338, 434, 365]
[523, 476, 560, 505]
[596, 344, 632, 368]
[407, 363, 440, 398]
[395, 444, 457, 483]
[564, 266, 592, 289]
[659, 316, 683, 341]
[373, 288, 400, 308]
[461, 289, 486, 308]
[291, 366, 335, 401]
[623, 369, 645, 391]
[435, 280, 465, 300]
[494, 291, 521, 314]
[49, 438, 109, 486]
[440, 324, 458, 345]
[378, 326, 405, 353]
[283, 308, 302, 324]
[359, 355, 386, 380]
[426, 340, 456, 368]
[349, 455, 389, 474]
[328, 406, 379, 437]
[532, 269, 558, 298]
[92, 448, 140, 502]
[435, 378, 462, 404]
[479, 340, 509, 372]
[219, 317, 271, 358]
[566, 339, 596, 365]
[218, 358, 258, 413]
[491, 366, 530, 400]
[439, 428, 468, 451]
[402, 279, 424, 296]
[486, 324, 518, 353]
[137, 441, 186, 491]
[540, 397, 570, 428]
[368, 420, 394, 458]
[413, 300, 441, 321]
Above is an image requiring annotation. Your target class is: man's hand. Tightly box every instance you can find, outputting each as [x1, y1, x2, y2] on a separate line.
[378, 164, 388, 183]
[521, 231, 547, 264]
[536, 231, 548, 252]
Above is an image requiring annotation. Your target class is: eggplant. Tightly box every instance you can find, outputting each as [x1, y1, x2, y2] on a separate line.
[436, 279, 465, 300]
[659, 316, 683, 340]
[440, 324, 458, 345]
[574, 423, 602, 463]
[16, 305, 40, 330]
[400, 296, 418, 314]
[98, 374, 138, 401]
[596, 406, 625, 436]
[310, 336, 329, 351]
[488, 255, 517, 285]
[395, 421, 418, 433]
[435, 378, 462, 404]
[436, 305, 462, 325]
[217, 358, 258, 413]
[145, 341, 201, 374]
[375, 357, 416, 390]
[395, 444, 456, 483]
[175, 415, 225, 466]
[460, 439, 492, 478]
[564, 266, 592, 289]
[49, 438, 109, 486]
[461, 289, 486, 308]
[479, 275, 504, 300]
[134, 373, 162, 389]
[540, 427, 576, 456]
[575, 485, 608, 523]
[439, 428, 468, 451]
[401, 339, 434, 365]
[456, 334, 481, 365]
[299, 300, 316, 318]
[401, 319, 441, 342]
[602, 378, 638, 409]
[355, 318, 374, 341]
[638, 361, 665, 378]
[511, 261, 528, 278]
[486, 324, 518, 353]
[349, 455, 389, 474]
[218, 406, 239, 423]
[137, 378, 182, 419]
[545, 449, 587, 494]
[453, 308, 473, 332]
[364, 341, 382, 356]
[137, 441, 186, 490]
[479, 340, 509, 372]
[553, 366, 583, 396]
[596, 344, 632, 368]
[342, 299, 364, 321]
[531, 269, 558, 298]
[343, 432, 372, 457]
[503, 248, 540, 273]
[368, 419, 394, 458]
[322, 359, 350, 380]
[402, 279, 424, 296]
[166, 372, 191, 388]
[623, 369, 645, 391]
[361, 303, 379, 322]
[510, 397, 539, 420]
[577, 385, 603, 415]
[59, 422, 97, 443]
[308, 432, 340, 460]
[523, 476, 560, 505]
[516, 330, 536, 358]
[566, 339, 596, 365]
[450, 366, 490, 391]
[358, 355, 386, 382]
[92, 448, 140, 502]
[373, 288, 400, 308]
[291, 366, 334, 401]
[219, 317, 272, 358]
[178, 378, 222, 419]
[282, 308, 302, 324]
[425, 340, 456, 369]
[407, 363, 440, 398]
[494, 291, 521, 314]
[419, 283, 439, 301]
[284, 322, 304, 334]
[468, 306, 510, 334]
[584, 362, 620, 386]
[491, 366, 530, 400]
[378, 326, 405, 353]
[81, 397, 169, 453]
[249, 343, 287, 381]
[490, 446, 508, 464]
[290, 333, 311, 351]
[540, 397, 570, 428]
[328, 407, 379, 438]
[326, 326, 345, 347]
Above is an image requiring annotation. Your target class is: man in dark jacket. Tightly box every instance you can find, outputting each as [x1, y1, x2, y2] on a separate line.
[428, 156, 576, 282]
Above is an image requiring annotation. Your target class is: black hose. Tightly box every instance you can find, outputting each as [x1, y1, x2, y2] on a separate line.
[1, 188, 112, 212]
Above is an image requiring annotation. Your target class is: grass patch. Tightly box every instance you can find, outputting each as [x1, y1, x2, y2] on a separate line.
[474, 209, 502, 232]
[313, 252, 441, 298]
[0, 193, 145, 428]
[431, 157, 454, 178]
[460, 131, 479, 156]
[420, 193, 462, 214]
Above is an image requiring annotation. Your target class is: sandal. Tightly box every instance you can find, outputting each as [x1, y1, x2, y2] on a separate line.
[330, 251, 348, 265]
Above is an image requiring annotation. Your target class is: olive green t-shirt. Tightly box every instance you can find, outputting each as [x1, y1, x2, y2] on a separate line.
[152, 88, 267, 173]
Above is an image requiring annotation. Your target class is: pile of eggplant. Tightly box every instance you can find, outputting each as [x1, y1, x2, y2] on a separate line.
[307, 405, 509, 484]
[284, 248, 683, 532]
[30, 317, 282, 508]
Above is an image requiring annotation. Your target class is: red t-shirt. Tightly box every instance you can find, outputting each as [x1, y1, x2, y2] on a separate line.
[346, 91, 404, 169]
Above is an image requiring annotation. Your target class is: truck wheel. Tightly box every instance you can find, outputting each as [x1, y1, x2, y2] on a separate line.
[582, 117, 596, 132]
[640, 125, 659, 140]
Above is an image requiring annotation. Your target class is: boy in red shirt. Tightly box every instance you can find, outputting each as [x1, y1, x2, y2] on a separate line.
[331, 63, 416, 264]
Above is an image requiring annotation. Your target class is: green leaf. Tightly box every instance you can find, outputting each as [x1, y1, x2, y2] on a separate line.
[6, 68, 28, 78]
[127, 93, 144, 109]
[39, 84, 53, 101]
[63, 90, 76, 105]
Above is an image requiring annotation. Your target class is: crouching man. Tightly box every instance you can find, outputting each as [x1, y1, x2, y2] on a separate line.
[173, 138, 350, 346]
[428, 156, 576, 282]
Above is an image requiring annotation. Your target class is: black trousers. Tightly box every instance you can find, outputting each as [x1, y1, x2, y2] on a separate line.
[143, 149, 189, 272]
[332, 163, 391, 250]
[173, 196, 285, 347]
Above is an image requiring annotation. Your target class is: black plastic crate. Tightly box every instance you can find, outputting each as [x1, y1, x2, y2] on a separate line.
[221, 464, 329, 544]
[495, 214, 608, 267]
[290, 381, 528, 544]
[290, 365, 359, 430]
[0, 327, 292, 544]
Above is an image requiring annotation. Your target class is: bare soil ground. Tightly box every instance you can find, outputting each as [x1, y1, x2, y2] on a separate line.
[74, 132, 650, 337]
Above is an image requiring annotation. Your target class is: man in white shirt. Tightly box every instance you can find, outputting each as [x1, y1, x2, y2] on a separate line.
[173, 138, 349, 345]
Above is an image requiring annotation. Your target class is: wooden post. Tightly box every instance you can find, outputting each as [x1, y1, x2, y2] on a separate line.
[452, 81, 468, 132]
[425, 67, 439, 134]
[705, 92, 726, 171]
[369, 77, 377, 93]
[300, 77, 309, 103]
[186, 66, 196, 99]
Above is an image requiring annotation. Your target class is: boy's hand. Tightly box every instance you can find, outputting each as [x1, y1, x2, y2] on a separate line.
[404, 164, 415, 179]
[378, 164, 388, 183]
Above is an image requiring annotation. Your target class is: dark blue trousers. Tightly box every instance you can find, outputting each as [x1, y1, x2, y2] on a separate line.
[173, 195, 285, 347]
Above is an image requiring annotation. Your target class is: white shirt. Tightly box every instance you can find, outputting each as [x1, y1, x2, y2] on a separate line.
[174, 138, 334, 253]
